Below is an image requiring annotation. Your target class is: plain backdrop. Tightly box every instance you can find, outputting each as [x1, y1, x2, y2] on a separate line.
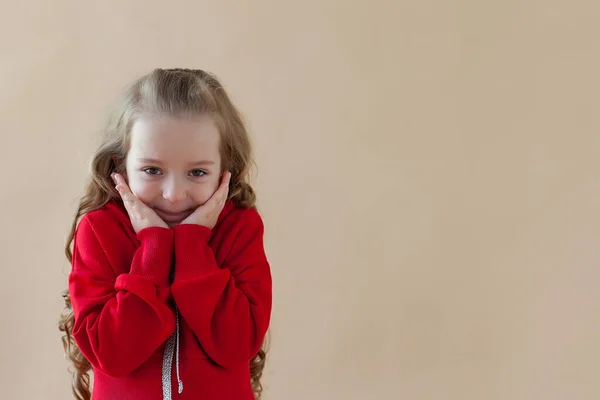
[1, 1, 599, 399]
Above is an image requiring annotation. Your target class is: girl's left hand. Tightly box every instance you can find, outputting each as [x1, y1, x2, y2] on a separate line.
[180, 171, 231, 229]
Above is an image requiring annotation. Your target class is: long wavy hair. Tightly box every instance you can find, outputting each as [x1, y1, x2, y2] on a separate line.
[59, 68, 268, 400]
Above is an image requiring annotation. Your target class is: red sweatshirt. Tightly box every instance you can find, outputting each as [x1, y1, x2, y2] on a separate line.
[68, 199, 272, 400]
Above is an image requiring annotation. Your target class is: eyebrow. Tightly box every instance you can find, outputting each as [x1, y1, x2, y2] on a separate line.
[137, 158, 216, 166]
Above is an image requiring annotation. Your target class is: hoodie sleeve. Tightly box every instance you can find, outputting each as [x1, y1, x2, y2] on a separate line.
[69, 214, 176, 377]
[170, 209, 272, 369]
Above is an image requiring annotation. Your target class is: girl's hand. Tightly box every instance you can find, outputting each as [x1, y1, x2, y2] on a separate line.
[111, 173, 168, 233]
[180, 171, 231, 230]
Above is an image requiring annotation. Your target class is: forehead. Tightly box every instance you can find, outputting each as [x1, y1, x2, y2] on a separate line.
[128, 114, 220, 162]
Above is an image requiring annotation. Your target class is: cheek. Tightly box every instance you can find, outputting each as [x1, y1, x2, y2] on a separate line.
[127, 176, 158, 204]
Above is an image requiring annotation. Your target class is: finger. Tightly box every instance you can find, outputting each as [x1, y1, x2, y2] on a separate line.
[113, 174, 131, 195]
[207, 172, 228, 201]
[113, 174, 136, 207]
[117, 186, 134, 205]
[217, 172, 231, 203]
[113, 173, 127, 187]
[223, 171, 232, 185]
[218, 171, 231, 191]
[222, 171, 231, 193]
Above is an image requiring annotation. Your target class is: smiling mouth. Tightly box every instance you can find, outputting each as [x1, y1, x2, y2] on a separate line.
[154, 208, 193, 222]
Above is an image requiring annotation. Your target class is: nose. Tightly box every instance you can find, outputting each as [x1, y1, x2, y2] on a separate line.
[162, 175, 188, 203]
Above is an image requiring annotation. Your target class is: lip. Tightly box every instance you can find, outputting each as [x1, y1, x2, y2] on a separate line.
[154, 208, 193, 222]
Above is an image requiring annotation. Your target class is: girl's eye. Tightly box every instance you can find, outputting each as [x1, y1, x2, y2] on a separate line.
[143, 168, 162, 175]
[189, 169, 206, 177]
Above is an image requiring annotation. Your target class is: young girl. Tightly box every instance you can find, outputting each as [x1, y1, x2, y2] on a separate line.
[59, 68, 272, 400]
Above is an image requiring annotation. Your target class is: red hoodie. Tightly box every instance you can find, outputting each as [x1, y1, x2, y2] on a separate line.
[68, 199, 272, 400]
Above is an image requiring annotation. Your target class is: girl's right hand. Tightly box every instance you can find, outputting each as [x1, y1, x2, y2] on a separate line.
[111, 173, 168, 233]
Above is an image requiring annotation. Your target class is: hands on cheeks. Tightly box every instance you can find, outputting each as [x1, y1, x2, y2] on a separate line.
[180, 171, 231, 230]
[111, 171, 232, 233]
[111, 173, 168, 234]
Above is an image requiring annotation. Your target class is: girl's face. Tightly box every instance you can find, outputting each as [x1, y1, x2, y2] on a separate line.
[124, 114, 222, 227]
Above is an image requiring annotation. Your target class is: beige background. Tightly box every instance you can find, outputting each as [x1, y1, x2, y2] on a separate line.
[1, 1, 599, 399]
